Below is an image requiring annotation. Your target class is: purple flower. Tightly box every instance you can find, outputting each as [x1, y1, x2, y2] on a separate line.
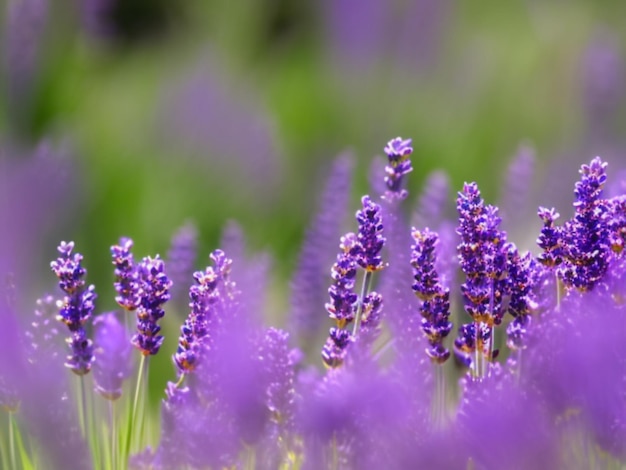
[558, 157, 611, 291]
[290, 153, 354, 345]
[355, 196, 386, 272]
[321, 327, 353, 368]
[25, 294, 61, 361]
[173, 249, 234, 375]
[410, 228, 452, 364]
[51, 241, 96, 375]
[111, 237, 142, 311]
[537, 207, 563, 268]
[132, 255, 172, 356]
[414, 170, 450, 229]
[383, 137, 413, 201]
[166, 221, 198, 307]
[93, 312, 132, 400]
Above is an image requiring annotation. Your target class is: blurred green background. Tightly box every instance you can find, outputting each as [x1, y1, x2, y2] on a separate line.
[2, 0, 626, 400]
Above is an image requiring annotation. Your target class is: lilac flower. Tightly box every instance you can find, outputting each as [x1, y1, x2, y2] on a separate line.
[410, 228, 452, 364]
[93, 312, 132, 400]
[382, 137, 414, 201]
[111, 237, 142, 311]
[131, 256, 172, 356]
[355, 196, 386, 272]
[166, 221, 198, 308]
[51, 241, 96, 375]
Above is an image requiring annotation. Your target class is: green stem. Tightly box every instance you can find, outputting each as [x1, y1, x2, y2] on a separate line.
[109, 400, 116, 470]
[79, 375, 88, 438]
[352, 271, 373, 337]
[9, 412, 17, 470]
[0, 414, 9, 470]
[125, 354, 147, 463]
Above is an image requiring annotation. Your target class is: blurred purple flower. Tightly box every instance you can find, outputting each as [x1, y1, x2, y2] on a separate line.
[289, 153, 354, 347]
[93, 312, 132, 400]
[413, 170, 451, 229]
[166, 221, 198, 309]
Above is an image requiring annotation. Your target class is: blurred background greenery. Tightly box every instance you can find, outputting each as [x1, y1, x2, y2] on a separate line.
[2, 0, 626, 401]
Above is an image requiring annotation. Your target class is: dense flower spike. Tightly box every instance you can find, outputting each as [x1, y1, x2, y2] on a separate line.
[93, 312, 132, 400]
[173, 249, 234, 374]
[132, 256, 172, 356]
[111, 237, 142, 311]
[167, 222, 199, 306]
[410, 228, 452, 364]
[505, 247, 539, 350]
[537, 207, 563, 268]
[558, 157, 611, 291]
[455, 184, 508, 374]
[321, 327, 353, 368]
[325, 234, 359, 328]
[383, 136, 413, 201]
[50, 241, 96, 375]
[355, 196, 386, 272]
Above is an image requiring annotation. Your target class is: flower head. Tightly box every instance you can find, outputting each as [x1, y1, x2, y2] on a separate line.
[93, 312, 132, 400]
[383, 137, 413, 201]
[355, 196, 385, 272]
[111, 237, 142, 311]
[132, 255, 172, 356]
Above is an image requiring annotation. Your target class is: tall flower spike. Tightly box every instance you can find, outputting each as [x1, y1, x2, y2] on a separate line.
[167, 222, 198, 307]
[383, 137, 413, 201]
[355, 196, 385, 272]
[111, 237, 142, 311]
[322, 233, 359, 367]
[51, 241, 96, 375]
[558, 157, 611, 291]
[411, 228, 452, 364]
[132, 256, 172, 356]
[537, 207, 563, 268]
[505, 246, 539, 351]
[173, 249, 235, 375]
[93, 312, 132, 400]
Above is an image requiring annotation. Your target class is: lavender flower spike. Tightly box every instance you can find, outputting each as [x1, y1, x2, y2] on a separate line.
[50, 241, 96, 375]
[322, 233, 359, 367]
[167, 222, 198, 306]
[410, 228, 452, 364]
[111, 237, 142, 311]
[93, 312, 132, 400]
[132, 255, 172, 356]
[383, 137, 414, 201]
[355, 196, 386, 272]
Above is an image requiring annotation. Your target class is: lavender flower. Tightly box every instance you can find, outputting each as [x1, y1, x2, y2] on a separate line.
[111, 237, 142, 311]
[414, 170, 450, 229]
[505, 247, 539, 351]
[93, 312, 132, 400]
[410, 228, 452, 364]
[289, 153, 354, 344]
[558, 157, 611, 291]
[383, 137, 414, 201]
[50, 241, 96, 375]
[166, 221, 198, 307]
[355, 196, 386, 272]
[132, 255, 171, 356]
[537, 207, 563, 268]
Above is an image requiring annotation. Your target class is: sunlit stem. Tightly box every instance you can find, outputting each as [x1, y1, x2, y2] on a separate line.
[432, 365, 447, 429]
[555, 272, 562, 311]
[126, 354, 147, 460]
[79, 375, 88, 437]
[109, 400, 116, 470]
[8, 412, 16, 470]
[352, 271, 373, 337]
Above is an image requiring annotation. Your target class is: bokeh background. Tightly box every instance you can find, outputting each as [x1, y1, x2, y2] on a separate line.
[2, 0, 626, 400]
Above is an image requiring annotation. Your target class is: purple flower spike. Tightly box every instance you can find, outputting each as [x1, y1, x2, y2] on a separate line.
[355, 196, 386, 272]
[93, 312, 132, 400]
[559, 157, 611, 291]
[410, 228, 452, 364]
[325, 233, 359, 329]
[132, 256, 172, 356]
[358, 291, 383, 348]
[167, 222, 198, 306]
[383, 137, 414, 201]
[537, 207, 563, 268]
[174, 250, 234, 374]
[321, 327, 354, 368]
[25, 295, 60, 360]
[51, 241, 96, 375]
[111, 237, 142, 311]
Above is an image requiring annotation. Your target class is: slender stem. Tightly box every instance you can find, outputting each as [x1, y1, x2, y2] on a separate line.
[0, 414, 9, 470]
[109, 400, 116, 470]
[555, 272, 562, 311]
[432, 365, 447, 429]
[79, 375, 88, 438]
[125, 354, 147, 462]
[352, 271, 373, 336]
[8, 412, 16, 470]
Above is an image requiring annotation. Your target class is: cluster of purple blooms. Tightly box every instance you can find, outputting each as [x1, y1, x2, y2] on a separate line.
[3, 137, 626, 469]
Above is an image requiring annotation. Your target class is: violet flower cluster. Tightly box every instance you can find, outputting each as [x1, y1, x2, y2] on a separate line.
[3, 139, 626, 470]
